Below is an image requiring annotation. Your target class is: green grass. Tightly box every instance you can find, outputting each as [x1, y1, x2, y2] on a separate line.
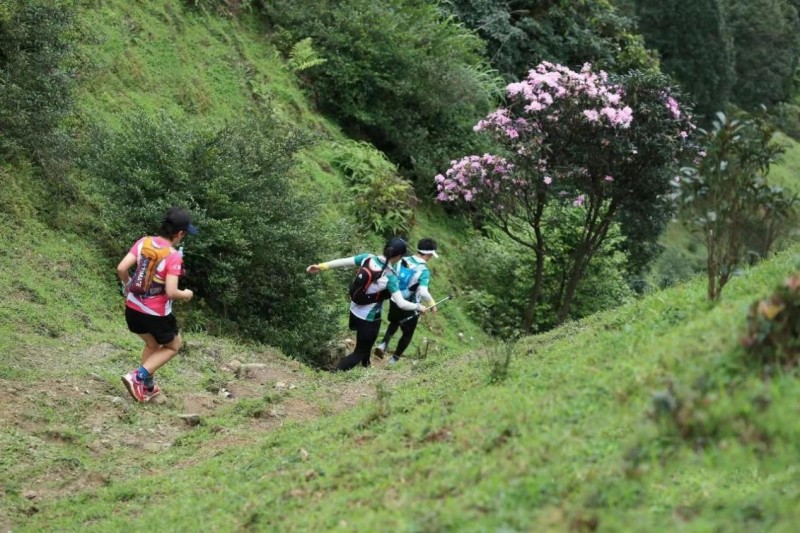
[12, 244, 800, 531]
[4, 1, 800, 529]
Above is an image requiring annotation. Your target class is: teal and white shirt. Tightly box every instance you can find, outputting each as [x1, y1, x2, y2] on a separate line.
[321, 253, 422, 321]
[396, 255, 434, 305]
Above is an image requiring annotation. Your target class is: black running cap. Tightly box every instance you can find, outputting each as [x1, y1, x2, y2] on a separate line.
[384, 237, 407, 258]
[164, 207, 198, 235]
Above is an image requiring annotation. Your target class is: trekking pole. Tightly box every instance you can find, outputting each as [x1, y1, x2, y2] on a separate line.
[399, 295, 453, 323]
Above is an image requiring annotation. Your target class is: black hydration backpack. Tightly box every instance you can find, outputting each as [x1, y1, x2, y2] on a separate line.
[349, 256, 389, 305]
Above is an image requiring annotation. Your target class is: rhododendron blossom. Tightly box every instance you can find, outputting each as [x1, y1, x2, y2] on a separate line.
[474, 62, 633, 134]
[434, 154, 514, 204]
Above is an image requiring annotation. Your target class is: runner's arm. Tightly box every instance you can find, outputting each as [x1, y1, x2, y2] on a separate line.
[116, 253, 137, 285]
[390, 291, 426, 312]
[165, 274, 193, 301]
[306, 256, 359, 274]
[417, 286, 435, 306]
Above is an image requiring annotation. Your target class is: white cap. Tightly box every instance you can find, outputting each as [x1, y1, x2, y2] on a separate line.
[418, 249, 438, 258]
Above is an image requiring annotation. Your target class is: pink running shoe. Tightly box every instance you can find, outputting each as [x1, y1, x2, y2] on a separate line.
[121, 370, 146, 403]
[143, 383, 161, 403]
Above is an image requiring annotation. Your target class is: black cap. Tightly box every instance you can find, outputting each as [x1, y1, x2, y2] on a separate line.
[384, 237, 407, 258]
[164, 207, 198, 236]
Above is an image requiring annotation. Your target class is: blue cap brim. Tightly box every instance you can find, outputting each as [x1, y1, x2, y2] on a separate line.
[187, 224, 199, 235]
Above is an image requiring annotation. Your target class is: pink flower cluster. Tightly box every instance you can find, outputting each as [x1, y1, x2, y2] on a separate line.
[665, 96, 681, 119]
[434, 154, 513, 203]
[474, 62, 633, 137]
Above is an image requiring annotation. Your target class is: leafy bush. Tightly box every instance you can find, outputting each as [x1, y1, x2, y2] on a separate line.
[261, 0, 500, 183]
[329, 141, 417, 237]
[677, 110, 795, 300]
[0, 0, 75, 162]
[83, 112, 352, 362]
[742, 274, 800, 367]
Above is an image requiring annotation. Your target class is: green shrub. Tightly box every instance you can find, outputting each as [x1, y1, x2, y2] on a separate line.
[459, 214, 634, 338]
[0, 0, 75, 162]
[742, 274, 800, 367]
[329, 140, 417, 237]
[83, 112, 352, 362]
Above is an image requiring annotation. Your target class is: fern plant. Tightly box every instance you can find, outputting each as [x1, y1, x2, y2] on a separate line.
[288, 37, 326, 73]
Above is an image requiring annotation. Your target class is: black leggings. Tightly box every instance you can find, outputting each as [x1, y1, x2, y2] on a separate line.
[381, 314, 419, 358]
[337, 313, 382, 371]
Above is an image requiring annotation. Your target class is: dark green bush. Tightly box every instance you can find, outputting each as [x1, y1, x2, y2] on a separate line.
[83, 112, 352, 362]
[0, 0, 75, 162]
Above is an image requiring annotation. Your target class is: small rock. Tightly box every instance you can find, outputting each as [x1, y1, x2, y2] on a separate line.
[23, 490, 37, 500]
[304, 469, 317, 481]
[87, 441, 104, 453]
[289, 384, 297, 390]
[236, 363, 268, 379]
[457, 332, 464, 341]
[299, 448, 309, 461]
[275, 381, 288, 390]
[110, 396, 124, 405]
[227, 359, 243, 372]
[218, 388, 232, 399]
[178, 414, 202, 426]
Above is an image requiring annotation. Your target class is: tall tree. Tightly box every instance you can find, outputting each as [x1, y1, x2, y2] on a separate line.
[727, 0, 800, 109]
[435, 64, 692, 329]
[635, 0, 735, 119]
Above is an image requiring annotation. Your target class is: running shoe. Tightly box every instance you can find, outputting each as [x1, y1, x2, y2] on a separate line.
[373, 342, 387, 359]
[143, 382, 161, 402]
[388, 355, 400, 365]
[121, 370, 146, 403]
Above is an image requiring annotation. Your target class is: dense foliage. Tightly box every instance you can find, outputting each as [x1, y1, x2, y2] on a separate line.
[83, 113, 351, 361]
[437, 63, 692, 330]
[635, 0, 735, 119]
[259, 0, 500, 183]
[635, 0, 800, 117]
[444, 0, 657, 80]
[727, 0, 800, 109]
[0, 0, 75, 163]
[460, 216, 634, 338]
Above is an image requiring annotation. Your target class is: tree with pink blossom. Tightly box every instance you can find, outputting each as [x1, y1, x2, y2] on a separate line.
[436, 63, 693, 330]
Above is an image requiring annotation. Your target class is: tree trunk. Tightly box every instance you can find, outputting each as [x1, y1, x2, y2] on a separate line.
[522, 245, 545, 332]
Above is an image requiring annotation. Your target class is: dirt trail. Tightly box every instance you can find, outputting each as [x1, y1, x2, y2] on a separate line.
[0, 341, 412, 526]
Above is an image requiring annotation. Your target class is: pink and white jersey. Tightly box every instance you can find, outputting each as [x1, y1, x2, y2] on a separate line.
[125, 236, 183, 317]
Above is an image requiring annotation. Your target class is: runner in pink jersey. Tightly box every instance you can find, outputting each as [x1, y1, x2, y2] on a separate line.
[117, 207, 197, 403]
[125, 236, 183, 317]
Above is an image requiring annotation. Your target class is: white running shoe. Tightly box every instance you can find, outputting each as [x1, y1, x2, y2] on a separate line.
[373, 342, 387, 359]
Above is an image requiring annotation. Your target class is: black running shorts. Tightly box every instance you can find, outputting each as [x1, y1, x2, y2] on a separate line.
[125, 307, 179, 345]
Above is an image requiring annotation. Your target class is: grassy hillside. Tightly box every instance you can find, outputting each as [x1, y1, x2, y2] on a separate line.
[8, 236, 800, 531]
[4, 2, 800, 530]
